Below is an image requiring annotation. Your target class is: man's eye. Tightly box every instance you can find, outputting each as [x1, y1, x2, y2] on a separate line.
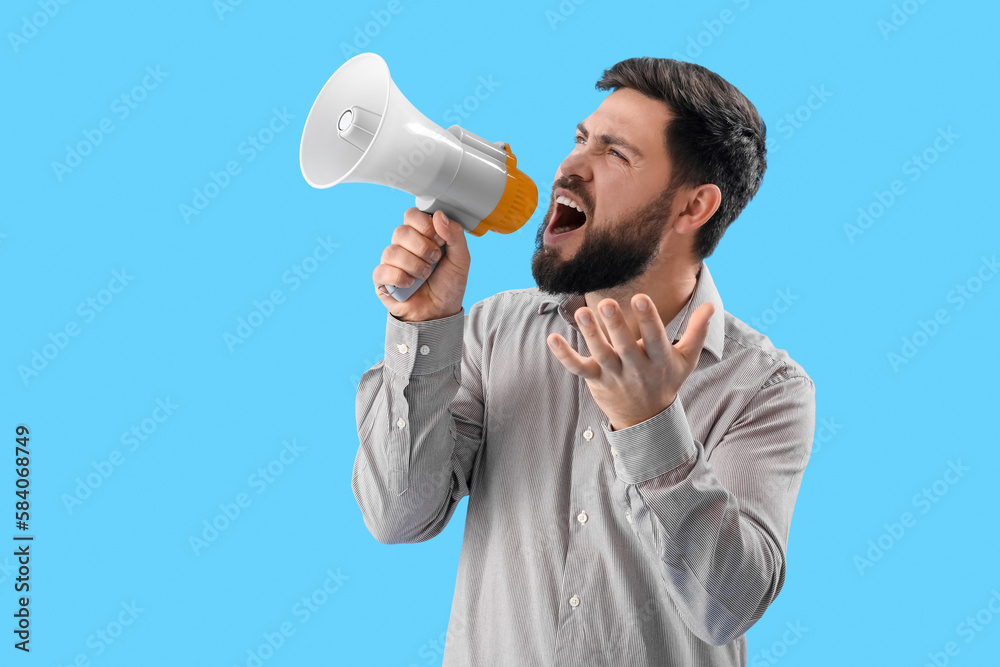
[575, 136, 626, 160]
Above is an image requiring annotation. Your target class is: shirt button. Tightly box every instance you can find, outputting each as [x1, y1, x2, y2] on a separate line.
[625, 512, 632, 524]
[576, 511, 588, 524]
[610, 446, 618, 457]
[583, 428, 594, 440]
[396, 418, 406, 429]
[419, 344, 430, 355]
[397, 343, 409, 354]
[569, 595, 580, 608]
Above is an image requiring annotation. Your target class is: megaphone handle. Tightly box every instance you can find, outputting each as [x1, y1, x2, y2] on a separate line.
[385, 244, 447, 302]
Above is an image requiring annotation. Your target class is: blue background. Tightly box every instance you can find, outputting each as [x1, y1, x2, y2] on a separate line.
[3, 0, 999, 665]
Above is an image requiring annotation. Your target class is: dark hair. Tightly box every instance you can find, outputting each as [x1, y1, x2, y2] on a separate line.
[595, 57, 767, 260]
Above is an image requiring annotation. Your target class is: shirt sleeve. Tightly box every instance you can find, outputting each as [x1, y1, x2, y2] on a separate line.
[352, 301, 487, 545]
[599, 370, 816, 646]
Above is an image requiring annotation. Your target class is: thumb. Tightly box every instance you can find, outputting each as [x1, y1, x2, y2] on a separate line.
[432, 210, 470, 268]
[673, 302, 714, 364]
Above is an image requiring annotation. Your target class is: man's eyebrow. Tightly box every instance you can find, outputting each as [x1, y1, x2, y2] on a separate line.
[576, 122, 643, 158]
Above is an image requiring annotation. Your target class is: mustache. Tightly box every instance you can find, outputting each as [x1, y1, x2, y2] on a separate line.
[552, 178, 593, 215]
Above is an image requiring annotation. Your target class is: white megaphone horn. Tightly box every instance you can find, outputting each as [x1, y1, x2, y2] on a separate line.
[299, 52, 538, 302]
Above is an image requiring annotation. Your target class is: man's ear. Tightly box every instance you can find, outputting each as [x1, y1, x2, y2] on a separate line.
[674, 184, 722, 235]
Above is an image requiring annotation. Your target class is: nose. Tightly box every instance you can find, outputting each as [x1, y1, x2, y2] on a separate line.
[556, 145, 593, 183]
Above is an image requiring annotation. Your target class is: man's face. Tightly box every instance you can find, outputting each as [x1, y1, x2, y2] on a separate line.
[531, 88, 678, 296]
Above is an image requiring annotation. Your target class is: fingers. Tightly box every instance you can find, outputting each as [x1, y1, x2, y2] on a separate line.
[373, 208, 471, 319]
[631, 294, 670, 362]
[429, 209, 471, 270]
[546, 333, 601, 379]
[372, 257, 420, 293]
[384, 232, 439, 275]
[403, 207, 446, 246]
[374, 219, 443, 289]
[566, 295, 700, 369]
[395, 214, 443, 260]
[674, 302, 714, 363]
[571, 307, 619, 370]
[578, 300, 645, 367]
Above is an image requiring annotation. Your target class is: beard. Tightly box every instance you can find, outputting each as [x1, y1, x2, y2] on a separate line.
[530, 178, 678, 296]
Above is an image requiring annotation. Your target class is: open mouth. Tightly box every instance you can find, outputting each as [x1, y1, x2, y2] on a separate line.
[548, 195, 588, 235]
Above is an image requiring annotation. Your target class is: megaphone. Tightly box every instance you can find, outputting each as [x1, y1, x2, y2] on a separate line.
[299, 52, 538, 302]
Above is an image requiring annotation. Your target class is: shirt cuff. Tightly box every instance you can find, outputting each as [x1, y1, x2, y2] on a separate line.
[601, 395, 698, 485]
[382, 309, 465, 377]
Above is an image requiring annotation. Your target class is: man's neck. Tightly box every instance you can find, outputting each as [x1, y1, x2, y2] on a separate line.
[584, 259, 701, 343]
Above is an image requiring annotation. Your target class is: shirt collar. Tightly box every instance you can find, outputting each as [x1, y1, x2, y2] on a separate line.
[535, 260, 725, 361]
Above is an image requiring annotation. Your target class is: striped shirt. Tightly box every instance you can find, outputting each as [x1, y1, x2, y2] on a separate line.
[353, 261, 816, 666]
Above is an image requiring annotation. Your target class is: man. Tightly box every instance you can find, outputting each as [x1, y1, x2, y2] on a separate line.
[356, 57, 815, 666]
